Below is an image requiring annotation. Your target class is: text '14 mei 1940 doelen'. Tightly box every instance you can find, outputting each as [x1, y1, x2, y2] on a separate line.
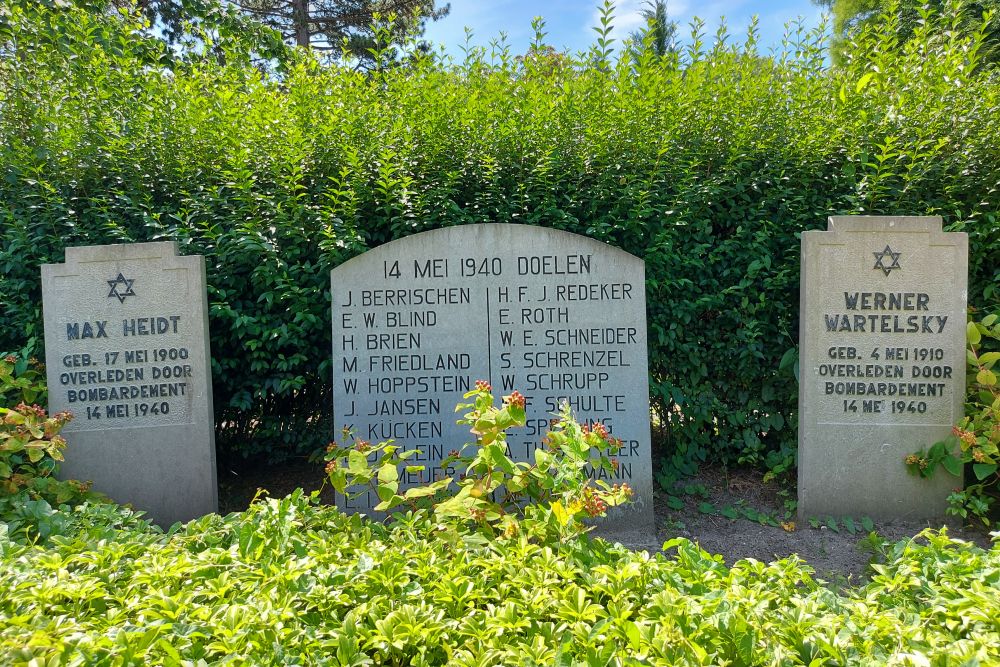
[331, 224, 654, 536]
[41, 242, 217, 525]
[798, 216, 968, 521]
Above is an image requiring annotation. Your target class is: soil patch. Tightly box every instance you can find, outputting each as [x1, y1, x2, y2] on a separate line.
[217, 461, 994, 586]
[218, 459, 335, 513]
[647, 466, 993, 586]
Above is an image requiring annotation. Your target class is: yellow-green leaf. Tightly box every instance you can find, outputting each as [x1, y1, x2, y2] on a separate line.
[978, 352, 1000, 368]
[968, 321, 981, 345]
[374, 494, 405, 512]
[855, 71, 874, 93]
[378, 462, 398, 484]
[328, 468, 347, 493]
[403, 485, 439, 499]
[551, 500, 570, 526]
[624, 621, 641, 650]
[348, 449, 368, 473]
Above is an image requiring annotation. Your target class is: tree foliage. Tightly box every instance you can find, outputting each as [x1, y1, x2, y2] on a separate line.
[815, 0, 1000, 65]
[234, 0, 449, 64]
[1, 0, 998, 471]
[628, 0, 678, 59]
[78, 0, 448, 63]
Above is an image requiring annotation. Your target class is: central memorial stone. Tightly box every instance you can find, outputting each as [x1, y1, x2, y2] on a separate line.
[330, 224, 653, 535]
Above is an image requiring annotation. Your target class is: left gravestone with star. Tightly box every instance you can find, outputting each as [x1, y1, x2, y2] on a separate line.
[41, 242, 217, 525]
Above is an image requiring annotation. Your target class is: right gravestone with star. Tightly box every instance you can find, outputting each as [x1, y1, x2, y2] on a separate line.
[798, 216, 967, 520]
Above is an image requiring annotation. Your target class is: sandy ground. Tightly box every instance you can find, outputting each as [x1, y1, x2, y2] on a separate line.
[644, 466, 995, 585]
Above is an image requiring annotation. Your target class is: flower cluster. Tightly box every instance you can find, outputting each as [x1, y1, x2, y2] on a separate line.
[952, 426, 977, 446]
[503, 391, 526, 409]
[581, 486, 608, 517]
[611, 482, 633, 498]
[69, 479, 92, 493]
[44, 411, 73, 436]
[475, 379, 492, 392]
[13, 402, 47, 419]
[582, 421, 609, 439]
[582, 421, 621, 447]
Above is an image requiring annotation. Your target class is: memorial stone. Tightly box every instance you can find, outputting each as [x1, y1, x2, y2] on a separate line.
[798, 216, 967, 520]
[41, 242, 217, 525]
[331, 224, 654, 535]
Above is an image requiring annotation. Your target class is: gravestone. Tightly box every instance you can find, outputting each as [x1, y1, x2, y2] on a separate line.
[798, 216, 967, 520]
[331, 224, 653, 536]
[41, 242, 217, 525]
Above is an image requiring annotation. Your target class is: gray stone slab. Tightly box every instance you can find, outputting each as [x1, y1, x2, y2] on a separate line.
[798, 216, 967, 521]
[41, 242, 217, 525]
[331, 224, 654, 537]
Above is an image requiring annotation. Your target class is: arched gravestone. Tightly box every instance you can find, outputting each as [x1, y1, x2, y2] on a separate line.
[331, 224, 654, 536]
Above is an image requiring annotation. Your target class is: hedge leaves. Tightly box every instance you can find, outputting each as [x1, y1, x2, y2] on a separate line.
[1, 0, 998, 467]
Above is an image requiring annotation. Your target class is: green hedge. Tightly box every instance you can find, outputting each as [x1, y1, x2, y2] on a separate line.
[2, 1, 998, 466]
[2, 494, 999, 664]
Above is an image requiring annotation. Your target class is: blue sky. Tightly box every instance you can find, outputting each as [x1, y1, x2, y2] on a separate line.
[422, 0, 827, 59]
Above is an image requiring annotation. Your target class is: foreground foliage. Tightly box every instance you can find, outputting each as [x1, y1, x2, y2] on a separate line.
[326, 384, 634, 543]
[0, 355, 103, 541]
[1, 494, 998, 665]
[3, 1, 999, 471]
[910, 310, 1000, 526]
[819, 0, 1000, 66]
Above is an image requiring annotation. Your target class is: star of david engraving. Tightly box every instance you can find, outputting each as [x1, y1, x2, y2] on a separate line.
[872, 245, 901, 277]
[107, 273, 136, 303]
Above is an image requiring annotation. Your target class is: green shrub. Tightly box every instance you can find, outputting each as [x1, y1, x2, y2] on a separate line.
[908, 310, 1000, 526]
[326, 383, 633, 542]
[0, 355, 88, 501]
[1, 489, 998, 664]
[2, 0, 999, 470]
[0, 355, 104, 541]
